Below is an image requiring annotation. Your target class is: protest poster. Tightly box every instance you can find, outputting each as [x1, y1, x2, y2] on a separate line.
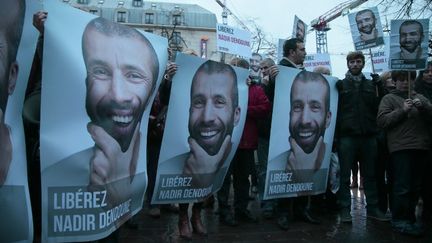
[303, 53, 332, 73]
[0, 1, 40, 242]
[40, 1, 167, 241]
[264, 67, 338, 200]
[389, 19, 429, 70]
[292, 15, 307, 43]
[216, 23, 252, 58]
[152, 53, 248, 204]
[348, 7, 384, 50]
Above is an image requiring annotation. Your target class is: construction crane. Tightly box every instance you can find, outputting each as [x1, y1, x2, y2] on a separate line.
[214, 0, 251, 32]
[310, 0, 368, 53]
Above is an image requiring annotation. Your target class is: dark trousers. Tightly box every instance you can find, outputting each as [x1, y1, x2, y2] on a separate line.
[422, 151, 432, 220]
[391, 149, 427, 223]
[376, 132, 392, 213]
[218, 149, 253, 213]
[146, 143, 161, 205]
[337, 136, 378, 210]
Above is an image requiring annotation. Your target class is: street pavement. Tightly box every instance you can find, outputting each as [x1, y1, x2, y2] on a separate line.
[119, 188, 432, 243]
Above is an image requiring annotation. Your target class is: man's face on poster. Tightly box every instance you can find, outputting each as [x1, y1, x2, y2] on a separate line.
[84, 29, 157, 152]
[250, 54, 262, 73]
[356, 11, 376, 35]
[289, 78, 330, 154]
[400, 22, 423, 53]
[189, 71, 240, 156]
[296, 21, 305, 41]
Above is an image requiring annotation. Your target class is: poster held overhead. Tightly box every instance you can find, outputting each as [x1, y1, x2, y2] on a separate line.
[348, 7, 384, 51]
[389, 19, 429, 70]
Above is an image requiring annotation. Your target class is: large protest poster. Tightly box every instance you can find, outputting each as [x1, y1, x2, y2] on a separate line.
[40, 1, 167, 241]
[151, 53, 248, 204]
[389, 19, 429, 70]
[348, 7, 384, 50]
[216, 23, 252, 58]
[263, 67, 338, 200]
[0, 1, 40, 242]
[292, 15, 307, 43]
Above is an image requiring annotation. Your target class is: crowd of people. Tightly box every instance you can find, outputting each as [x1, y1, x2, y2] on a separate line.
[16, 9, 432, 242]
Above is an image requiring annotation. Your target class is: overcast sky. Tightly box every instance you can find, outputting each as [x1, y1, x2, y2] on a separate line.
[157, 0, 429, 78]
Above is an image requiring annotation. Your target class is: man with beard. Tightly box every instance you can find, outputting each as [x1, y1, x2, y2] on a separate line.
[249, 53, 262, 83]
[43, 17, 159, 210]
[158, 60, 240, 189]
[0, 0, 25, 186]
[396, 20, 425, 60]
[335, 51, 388, 224]
[295, 19, 306, 42]
[354, 9, 382, 44]
[283, 70, 331, 172]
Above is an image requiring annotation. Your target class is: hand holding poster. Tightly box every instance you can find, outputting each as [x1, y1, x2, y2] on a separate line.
[152, 53, 248, 204]
[348, 7, 385, 50]
[264, 67, 338, 200]
[40, 1, 167, 241]
[390, 19, 429, 70]
[0, 0, 40, 242]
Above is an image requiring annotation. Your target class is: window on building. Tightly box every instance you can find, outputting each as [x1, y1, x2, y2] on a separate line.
[172, 14, 181, 25]
[77, 0, 88, 4]
[116, 11, 126, 23]
[145, 29, 153, 33]
[172, 31, 182, 46]
[145, 13, 154, 24]
[132, 0, 142, 7]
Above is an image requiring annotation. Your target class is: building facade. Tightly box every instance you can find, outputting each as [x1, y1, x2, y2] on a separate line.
[64, 0, 222, 60]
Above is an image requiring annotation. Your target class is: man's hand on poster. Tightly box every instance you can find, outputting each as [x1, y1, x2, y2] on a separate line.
[403, 99, 414, 112]
[287, 136, 325, 172]
[183, 135, 232, 187]
[413, 98, 423, 109]
[163, 62, 177, 84]
[0, 109, 12, 186]
[268, 65, 279, 84]
[33, 11, 47, 35]
[87, 122, 140, 206]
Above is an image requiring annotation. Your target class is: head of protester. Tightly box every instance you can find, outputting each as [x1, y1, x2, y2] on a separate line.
[289, 70, 331, 154]
[188, 60, 240, 156]
[82, 17, 159, 152]
[283, 38, 307, 66]
[346, 51, 365, 76]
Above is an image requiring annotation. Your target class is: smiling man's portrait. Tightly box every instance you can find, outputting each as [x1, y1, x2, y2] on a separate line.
[268, 70, 332, 187]
[156, 59, 241, 191]
[0, 0, 25, 186]
[43, 17, 159, 207]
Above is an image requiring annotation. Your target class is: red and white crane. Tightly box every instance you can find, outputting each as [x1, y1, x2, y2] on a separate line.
[310, 0, 368, 53]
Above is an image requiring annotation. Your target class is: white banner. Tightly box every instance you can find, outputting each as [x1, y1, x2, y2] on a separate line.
[40, 1, 167, 241]
[0, 0, 40, 242]
[389, 19, 429, 70]
[264, 68, 338, 200]
[152, 53, 249, 204]
[304, 53, 332, 73]
[348, 7, 385, 51]
[216, 23, 252, 58]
